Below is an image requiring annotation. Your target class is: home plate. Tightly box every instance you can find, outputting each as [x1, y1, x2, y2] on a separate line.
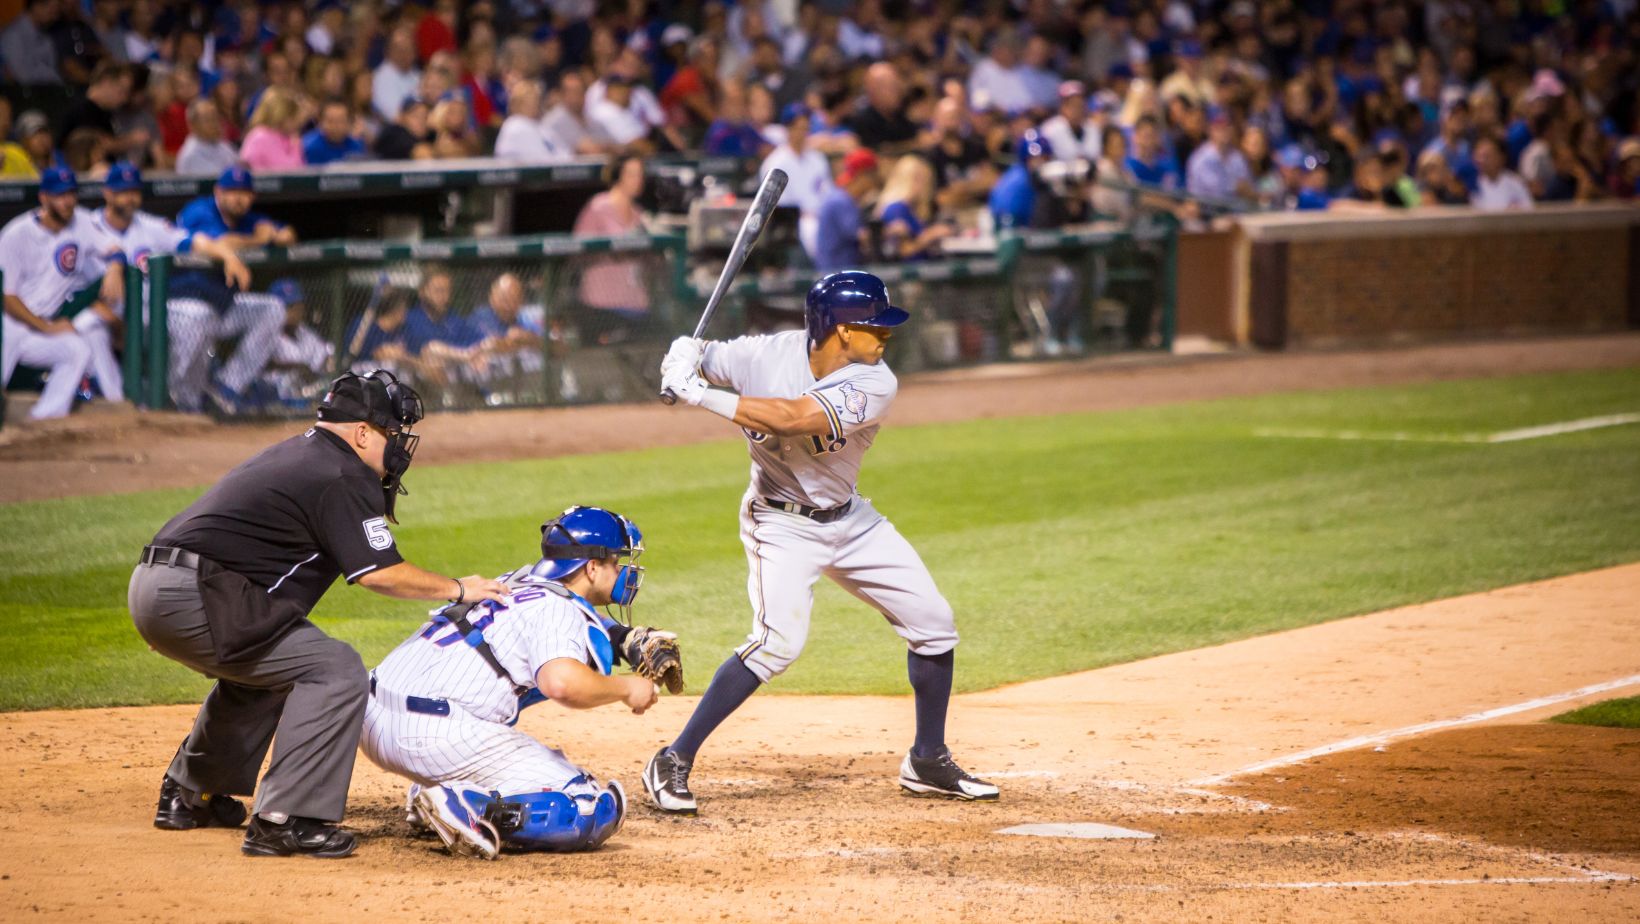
[998, 823, 1156, 840]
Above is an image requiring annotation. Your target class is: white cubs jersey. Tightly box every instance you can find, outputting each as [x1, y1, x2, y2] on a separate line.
[92, 208, 190, 271]
[0, 207, 120, 316]
[371, 566, 614, 725]
[702, 329, 897, 508]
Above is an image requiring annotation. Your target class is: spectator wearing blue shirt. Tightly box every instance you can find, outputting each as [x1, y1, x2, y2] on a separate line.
[1420, 100, 1476, 188]
[342, 288, 416, 371]
[873, 154, 951, 262]
[467, 273, 544, 385]
[301, 98, 367, 166]
[989, 130, 1052, 231]
[813, 149, 881, 272]
[1186, 108, 1254, 202]
[168, 166, 296, 413]
[1126, 115, 1183, 191]
[703, 81, 770, 159]
[404, 267, 483, 385]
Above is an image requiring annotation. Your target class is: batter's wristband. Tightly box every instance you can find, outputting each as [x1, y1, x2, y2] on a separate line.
[699, 389, 739, 422]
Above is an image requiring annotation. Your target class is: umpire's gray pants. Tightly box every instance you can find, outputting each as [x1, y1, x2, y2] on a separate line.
[128, 560, 368, 822]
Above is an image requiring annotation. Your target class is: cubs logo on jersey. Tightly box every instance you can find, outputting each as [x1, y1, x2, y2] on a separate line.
[54, 242, 79, 276]
[133, 247, 152, 272]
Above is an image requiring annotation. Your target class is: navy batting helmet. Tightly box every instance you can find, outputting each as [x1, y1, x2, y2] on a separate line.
[804, 271, 910, 345]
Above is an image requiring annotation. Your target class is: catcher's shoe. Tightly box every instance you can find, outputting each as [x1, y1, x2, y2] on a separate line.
[642, 747, 697, 815]
[241, 816, 357, 858]
[414, 784, 501, 860]
[404, 784, 434, 836]
[154, 774, 248, 831]
[898, 747, 1000, 801]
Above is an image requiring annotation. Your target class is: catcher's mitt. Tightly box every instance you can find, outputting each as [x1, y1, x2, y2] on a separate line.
[613, 626, 684, 694]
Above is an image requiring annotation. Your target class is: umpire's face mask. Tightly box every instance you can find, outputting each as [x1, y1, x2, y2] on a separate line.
[379, 425, 421, 523]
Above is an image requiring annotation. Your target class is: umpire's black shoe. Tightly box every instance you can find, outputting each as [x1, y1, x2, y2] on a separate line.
[642, 747, 698, 815]
[154, 775, 249, 831]
[241, 815, 358, 858]
[899, 747, 1000, 801]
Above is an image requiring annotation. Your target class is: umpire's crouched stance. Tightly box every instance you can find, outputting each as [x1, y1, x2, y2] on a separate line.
[129, 370, 507, 858]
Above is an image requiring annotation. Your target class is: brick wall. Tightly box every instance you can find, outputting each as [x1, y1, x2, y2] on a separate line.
[1283, 229, 1627, 345]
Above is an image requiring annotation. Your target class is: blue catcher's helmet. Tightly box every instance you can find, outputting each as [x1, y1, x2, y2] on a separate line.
[533, 506, 645, 618]
[1017, 128, 1053, 163]
[803, 271, 911, 346]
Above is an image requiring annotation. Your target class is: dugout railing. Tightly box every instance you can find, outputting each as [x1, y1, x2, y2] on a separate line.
[3, 219, 1177, 425]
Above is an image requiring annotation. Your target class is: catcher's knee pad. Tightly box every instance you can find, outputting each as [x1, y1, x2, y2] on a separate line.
[484, 785, 623, 852]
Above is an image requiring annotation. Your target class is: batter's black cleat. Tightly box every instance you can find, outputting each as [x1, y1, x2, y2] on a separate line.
[642, 747, 698, 815]
[899, 747, 1000, 801]
[154, 775, 248, 830]
[241, 816, 358, 858]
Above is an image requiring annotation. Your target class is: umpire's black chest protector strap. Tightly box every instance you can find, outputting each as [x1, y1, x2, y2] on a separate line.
[436, 601, 530, 698]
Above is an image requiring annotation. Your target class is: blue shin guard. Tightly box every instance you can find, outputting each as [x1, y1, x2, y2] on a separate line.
[486, 782, 625, 852]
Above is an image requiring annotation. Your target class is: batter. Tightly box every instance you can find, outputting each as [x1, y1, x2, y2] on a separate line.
[646, 270, 998, 814]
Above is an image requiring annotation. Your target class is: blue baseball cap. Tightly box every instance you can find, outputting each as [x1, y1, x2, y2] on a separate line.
[1176, 39, 1204, 58]
[1108, 62, 1134, 80]
[270, 278, 304, 305]
[779, 102, 811, 125]
[39, 166, 78, 195]
[104, 161, 143, 191]
[1275, 144, 1307, 169]
[217, 165, 254, 190]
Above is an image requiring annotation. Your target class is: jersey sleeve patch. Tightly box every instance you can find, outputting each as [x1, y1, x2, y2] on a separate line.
[839, 382, 868, 423]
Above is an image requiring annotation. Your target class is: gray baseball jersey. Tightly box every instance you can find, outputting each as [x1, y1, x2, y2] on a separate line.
[701, 329, 897, 509]
[699, 329, 957, 683]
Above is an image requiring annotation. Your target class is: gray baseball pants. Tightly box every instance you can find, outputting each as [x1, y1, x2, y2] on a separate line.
[128, 560, 368, 821]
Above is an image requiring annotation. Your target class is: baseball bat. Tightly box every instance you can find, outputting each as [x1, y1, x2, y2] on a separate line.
[339, 271, 392, 372]
[660, 167, 788, 405]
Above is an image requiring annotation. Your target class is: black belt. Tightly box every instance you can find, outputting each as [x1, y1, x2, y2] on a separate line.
[763, 498, 853, 524]
[369, 673, 451, 718]
[141, 545, 201, 569]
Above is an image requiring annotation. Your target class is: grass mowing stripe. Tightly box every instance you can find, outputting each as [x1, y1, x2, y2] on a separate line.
[1, 367, 1637, 709]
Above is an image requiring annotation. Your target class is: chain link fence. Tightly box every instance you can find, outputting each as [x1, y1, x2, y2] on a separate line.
[61, 221, 1176, 424]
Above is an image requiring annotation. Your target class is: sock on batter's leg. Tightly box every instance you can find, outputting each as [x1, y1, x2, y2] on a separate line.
[908, 649, 955, 759]
[669, 655, 762, 761]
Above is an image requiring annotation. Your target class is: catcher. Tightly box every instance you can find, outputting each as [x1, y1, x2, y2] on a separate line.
[360, 505, 682, 858]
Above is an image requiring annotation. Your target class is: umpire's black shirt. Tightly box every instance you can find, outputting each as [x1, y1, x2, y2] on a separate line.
[153, 427, 405, 616]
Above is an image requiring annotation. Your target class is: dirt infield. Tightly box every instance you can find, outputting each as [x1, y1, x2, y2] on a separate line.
[4, 332, 1639, 503]
[1, 565, 1636, 922]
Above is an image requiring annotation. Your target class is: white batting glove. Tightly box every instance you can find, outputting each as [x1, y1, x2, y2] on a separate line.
[661, 370, 708, 406]
[662, 336, 705, 375]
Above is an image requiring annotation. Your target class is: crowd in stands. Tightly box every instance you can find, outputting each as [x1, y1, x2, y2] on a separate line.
[0, 0, 1634, 224]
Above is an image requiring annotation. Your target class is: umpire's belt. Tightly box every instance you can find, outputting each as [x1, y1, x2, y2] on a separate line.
[140, 545, 201, 569]
[763, 498, 852, 524]
[369, 673, 452, 718]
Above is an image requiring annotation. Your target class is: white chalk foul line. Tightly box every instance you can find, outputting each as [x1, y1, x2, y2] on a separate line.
[1191, 672, 1640, 786]
[1253, 412, 1640, 445]
[1231, 873, 1635, 890]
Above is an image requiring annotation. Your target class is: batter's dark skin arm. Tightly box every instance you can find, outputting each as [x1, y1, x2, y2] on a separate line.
[731, 397, 833, 438]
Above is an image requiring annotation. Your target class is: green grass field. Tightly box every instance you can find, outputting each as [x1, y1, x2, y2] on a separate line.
[2, 367, 1637, 711]
[1551, 696, 1640, 729]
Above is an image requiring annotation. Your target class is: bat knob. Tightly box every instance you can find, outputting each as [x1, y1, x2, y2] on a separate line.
[659, 389, 679, 406]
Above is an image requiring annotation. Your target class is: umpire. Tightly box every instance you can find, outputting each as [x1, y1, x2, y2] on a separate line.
[129, 370, 507, 858]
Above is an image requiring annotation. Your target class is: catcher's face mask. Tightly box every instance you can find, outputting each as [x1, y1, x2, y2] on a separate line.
[317, 370, 425, 522]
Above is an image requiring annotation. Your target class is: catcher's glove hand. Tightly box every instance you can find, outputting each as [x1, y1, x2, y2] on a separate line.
[611, 626, 684, 694]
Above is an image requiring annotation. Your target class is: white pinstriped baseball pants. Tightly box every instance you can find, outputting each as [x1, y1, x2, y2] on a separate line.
[360, 690, 602, 797]
[1, 314, 91, 419]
